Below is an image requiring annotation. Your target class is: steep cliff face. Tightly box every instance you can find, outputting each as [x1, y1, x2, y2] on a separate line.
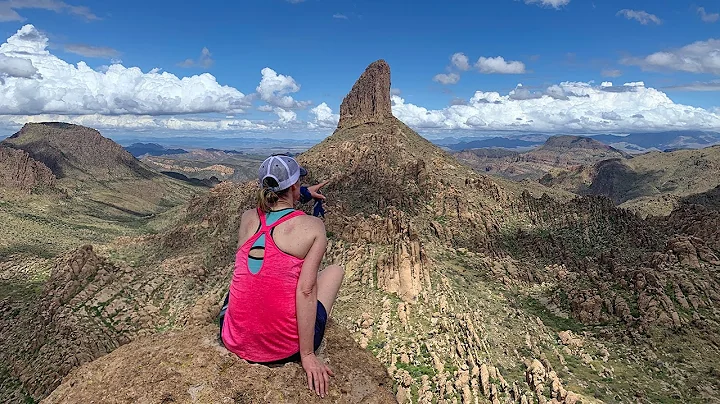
[0, 146, 55, 192]
[300, 61, 509, 302]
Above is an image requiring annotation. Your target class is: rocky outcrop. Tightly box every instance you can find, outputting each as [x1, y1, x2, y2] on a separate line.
[337, 60, 393, 129]
[665, 189, 720, 251]
[43, 322, 396, 404]
[0, 242, 231, 400]
[0, 246, 132, 398]
[0, 146, 55, 192]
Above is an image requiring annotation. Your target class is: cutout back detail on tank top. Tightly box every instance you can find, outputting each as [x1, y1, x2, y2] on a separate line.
[247, 208, 295, 275]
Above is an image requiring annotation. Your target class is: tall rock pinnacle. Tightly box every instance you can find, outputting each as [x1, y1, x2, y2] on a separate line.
[337, 59, 393, 129]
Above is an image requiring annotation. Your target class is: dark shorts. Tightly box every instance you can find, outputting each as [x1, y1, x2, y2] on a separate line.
[219, 300, 328, 365]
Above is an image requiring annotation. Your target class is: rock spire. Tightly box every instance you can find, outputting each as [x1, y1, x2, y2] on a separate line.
[337, 59, 393, 129]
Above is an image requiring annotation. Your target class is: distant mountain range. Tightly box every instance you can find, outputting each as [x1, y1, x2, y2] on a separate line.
[590, 131, 720, 152]
[435, 130, 720, 154]
[435, 137, 539, 151]
[114, 136, 317, 155]
[124, 143, 189, 157]
[454, 135, 629, 182]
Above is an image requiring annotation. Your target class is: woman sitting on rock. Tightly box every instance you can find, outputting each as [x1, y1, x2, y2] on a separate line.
[221, 154, 344, 398]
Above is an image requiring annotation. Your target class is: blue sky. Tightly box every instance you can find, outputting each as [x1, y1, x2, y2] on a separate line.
[0, 0, 718, 141]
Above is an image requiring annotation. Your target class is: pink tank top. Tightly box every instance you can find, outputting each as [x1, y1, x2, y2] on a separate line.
[221, 208, 306, 362]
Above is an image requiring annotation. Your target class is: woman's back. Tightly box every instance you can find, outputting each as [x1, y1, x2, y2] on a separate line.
[221, 208, 325, 362]
[221, 153, 341, 397]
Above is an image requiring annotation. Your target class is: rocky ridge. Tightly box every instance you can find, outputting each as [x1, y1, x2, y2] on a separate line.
[541, 145, 720, 216]
[455, 135, 628, 183]
[43, 322, 395, 404]
[1, 122, 155, 181]
[0, 146, 55, 192]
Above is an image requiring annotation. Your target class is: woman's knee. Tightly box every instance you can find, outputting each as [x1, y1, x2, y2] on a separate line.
[317, 265, 344, 312]
[324, 264, 344, 278]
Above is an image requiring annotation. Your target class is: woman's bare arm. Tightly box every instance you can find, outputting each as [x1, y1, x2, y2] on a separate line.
[237, 209, 257, 249]
[295, 217, 333, 397]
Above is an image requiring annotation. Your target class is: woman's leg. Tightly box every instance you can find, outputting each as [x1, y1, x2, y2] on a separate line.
[316, 265, 344, 315]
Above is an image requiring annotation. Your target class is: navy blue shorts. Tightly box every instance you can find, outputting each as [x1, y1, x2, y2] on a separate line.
[219, 300, 327, 365]
[269, 301, 327, 364]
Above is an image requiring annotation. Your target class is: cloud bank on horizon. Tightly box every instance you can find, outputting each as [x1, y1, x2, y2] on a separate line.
[392, 82, 720, 133]
[0, 24, 718, 138]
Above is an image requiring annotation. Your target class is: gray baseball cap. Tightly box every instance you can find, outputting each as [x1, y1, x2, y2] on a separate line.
[258, 154, 307, 192]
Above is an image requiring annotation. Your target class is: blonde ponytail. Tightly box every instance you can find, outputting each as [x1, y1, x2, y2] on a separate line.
[257, 187, 279, 213]
[256, 177, 291, 213]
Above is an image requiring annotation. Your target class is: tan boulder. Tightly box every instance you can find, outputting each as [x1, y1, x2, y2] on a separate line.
[43, 322, 395, 404]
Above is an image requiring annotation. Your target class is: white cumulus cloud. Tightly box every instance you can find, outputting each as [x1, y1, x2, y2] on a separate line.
[273, 107, 297, 123]
[698, 7, 719, 23]
[623, 39, 720, 75]
[308, 102, 339, 128]
[433, 73, 460, 85]
[476, 56, 526, 74]
[0, 25, 248, 115]
[451, 52, 470, 71]
[256, 67, 311, 109]
[524, 0, 570, 9]
[0, 113, 270, 131]
[390, 81, 720, 133]
[0, 53, 38, 80]
[617, 9, 662, 25]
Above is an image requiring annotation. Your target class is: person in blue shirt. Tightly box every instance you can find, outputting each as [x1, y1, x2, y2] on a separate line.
[299, 179, 328, 218]
[285, 157, 328, 218]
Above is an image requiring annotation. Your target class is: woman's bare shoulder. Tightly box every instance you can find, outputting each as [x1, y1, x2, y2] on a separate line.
[239, 209, 259, 230]
[295, 213, 326, 233]
[241, 208, 257, 220]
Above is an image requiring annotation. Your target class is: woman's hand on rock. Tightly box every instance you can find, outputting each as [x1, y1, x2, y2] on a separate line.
[301, 352, 334, 398]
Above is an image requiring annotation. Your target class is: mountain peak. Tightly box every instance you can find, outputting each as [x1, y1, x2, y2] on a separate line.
[337, 60, 392, 129]
[541, 135, 612, 150]
[1, 122, 154, 180]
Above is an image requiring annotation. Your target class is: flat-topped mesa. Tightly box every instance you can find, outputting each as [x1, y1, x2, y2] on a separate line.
[337, 59, 393, 129]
